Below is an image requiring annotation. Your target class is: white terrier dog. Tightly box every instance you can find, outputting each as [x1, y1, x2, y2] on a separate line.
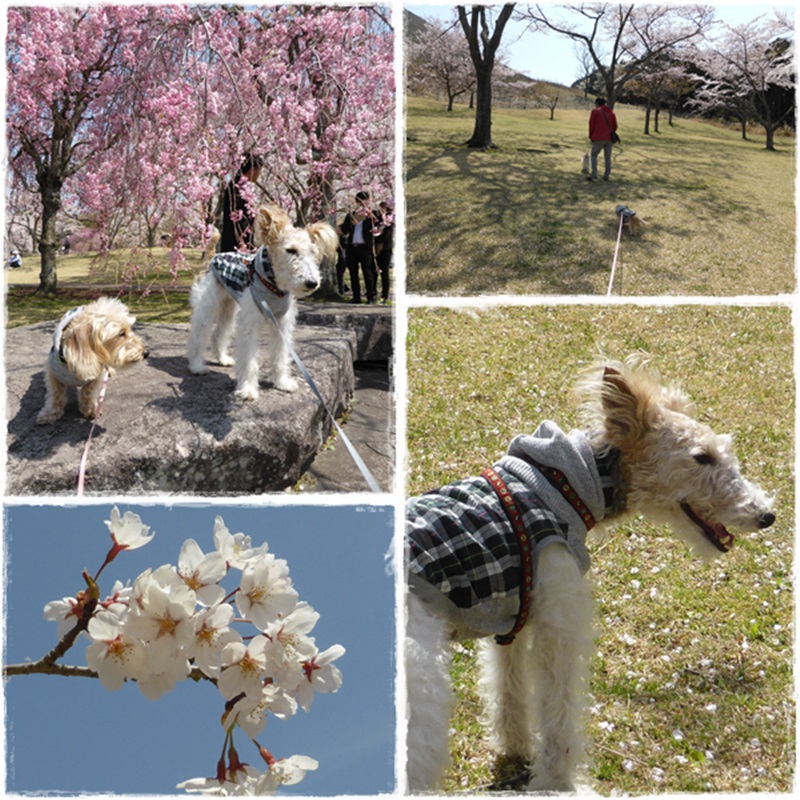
[406, 356, 775, 792]
[37, 297, 149, 425]
[187, 205, 337, 400]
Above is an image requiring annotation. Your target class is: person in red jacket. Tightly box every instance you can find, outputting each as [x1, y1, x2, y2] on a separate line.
[588, 97, 618, 181]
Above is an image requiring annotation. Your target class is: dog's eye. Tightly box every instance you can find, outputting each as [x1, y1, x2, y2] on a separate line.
[285, 247, 298, 256]
[693, 451, 716, 466]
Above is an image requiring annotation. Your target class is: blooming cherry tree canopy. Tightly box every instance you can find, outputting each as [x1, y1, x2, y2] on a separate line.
[6, 4, 394, 291]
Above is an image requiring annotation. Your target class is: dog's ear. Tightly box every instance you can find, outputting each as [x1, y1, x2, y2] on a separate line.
[255, 205, 291, 247]
[60, 317, 105, 382]
[660, 385, 696, 417]
[600, 365, 658, 450]
[306, 222, 338, 263]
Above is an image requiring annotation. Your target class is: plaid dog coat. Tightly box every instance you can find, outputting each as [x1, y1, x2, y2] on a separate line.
[209, 247, 292, 319]
[407, 422, 619, 640]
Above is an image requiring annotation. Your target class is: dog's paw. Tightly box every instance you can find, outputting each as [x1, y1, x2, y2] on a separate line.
[216, 353, 235, 367]
[234, 386, 259, 402]
[188, 359, 209, 375]
[36, 409, 63, 425]
[274, 376, 298, 393]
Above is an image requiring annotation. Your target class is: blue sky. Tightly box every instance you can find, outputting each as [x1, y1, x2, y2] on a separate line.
[3, 504, 397, 796]
[408, 3, 795, 85]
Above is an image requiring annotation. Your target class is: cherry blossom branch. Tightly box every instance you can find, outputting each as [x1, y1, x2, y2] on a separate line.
[3, 662, 98, 679]
[3, 659, 215, 685]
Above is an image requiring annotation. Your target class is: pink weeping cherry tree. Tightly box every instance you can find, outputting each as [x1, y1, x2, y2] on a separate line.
[6, 4, 394, 294]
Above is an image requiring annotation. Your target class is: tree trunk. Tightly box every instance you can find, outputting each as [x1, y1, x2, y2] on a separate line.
[765, 124, 776, 151]
[467, 64, 494, 148]
[643, 103, 651, 135]
[37, 179, 62, 295]
[739, 115, 748, 140]
[457, 4, 515, 149]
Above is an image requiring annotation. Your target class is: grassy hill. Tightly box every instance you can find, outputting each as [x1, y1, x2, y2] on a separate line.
[405, 96, 795, 296]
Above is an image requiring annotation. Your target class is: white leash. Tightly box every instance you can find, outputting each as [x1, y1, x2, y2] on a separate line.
[252, 290, 382, 493]
[607, 212, 625, 296]
[76, 368, 111, 496]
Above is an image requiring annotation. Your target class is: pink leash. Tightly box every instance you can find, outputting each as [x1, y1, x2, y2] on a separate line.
[607, 211, 625, 296]
[76, 368, 110, 496]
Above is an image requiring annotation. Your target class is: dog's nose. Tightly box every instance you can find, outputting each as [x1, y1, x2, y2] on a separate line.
[143, 349, 150, 360]
[758, 511, 776, 529]
[305, 280, 319, 291]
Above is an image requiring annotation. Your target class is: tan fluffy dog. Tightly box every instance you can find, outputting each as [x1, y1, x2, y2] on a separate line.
[37, 297, 149, 424]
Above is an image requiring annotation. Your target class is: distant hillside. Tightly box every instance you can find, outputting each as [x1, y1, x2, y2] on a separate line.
[404, 8, 431, 41]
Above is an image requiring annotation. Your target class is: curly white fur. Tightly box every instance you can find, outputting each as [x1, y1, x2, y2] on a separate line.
[406, 355, 775, 793]
[186, 205, 337, 400]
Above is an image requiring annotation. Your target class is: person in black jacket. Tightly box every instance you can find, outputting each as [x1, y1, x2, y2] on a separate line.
[339, 191, 377, 304]
[220, 154, 263, 252]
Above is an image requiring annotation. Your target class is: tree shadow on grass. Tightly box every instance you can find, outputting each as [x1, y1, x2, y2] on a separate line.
[406, 138, 777, 295]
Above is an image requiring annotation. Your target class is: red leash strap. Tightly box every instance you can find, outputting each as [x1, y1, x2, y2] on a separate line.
[529, 462, 596, 531]
[77, 369, 110, 496]
[482, 467, 534, 645]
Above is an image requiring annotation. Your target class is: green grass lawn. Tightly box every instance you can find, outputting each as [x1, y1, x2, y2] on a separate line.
[406, 304, 794, 794]
[4, 248, 203, 327]
[405, 96, 795, 296]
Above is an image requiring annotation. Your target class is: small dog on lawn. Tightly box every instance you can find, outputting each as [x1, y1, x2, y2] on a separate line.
[616, 204, 649, 236]
[187, 205, 337, 400]
[406, 356, 775, 792]
[37, 297, 149, 424]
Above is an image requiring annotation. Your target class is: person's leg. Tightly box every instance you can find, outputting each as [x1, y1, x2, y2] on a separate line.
[590, 141, 603, 179]
[603, 141, 613, 180]
[362, 249, 377, 304]
[346, 247, 361, 302]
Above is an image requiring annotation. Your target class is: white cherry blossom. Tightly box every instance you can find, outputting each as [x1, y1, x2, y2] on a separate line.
[236, 556, 298, 631]
[125, 571, 197, 668]
[218, 636, 270, 701]
[178, 538, 227, 606]
[186, 604, 241, 678]
[44, 595, 87, 639]
[254, 755, 319, 792]
[105, 506, 154, 550]
[213, 518, 269, 570]
[228, 683, 299, 738]
[296, 644, 346, 712]
[85, 610, 151, 690]
[263, 602, 320, 689]
[137, 655, 192, 701]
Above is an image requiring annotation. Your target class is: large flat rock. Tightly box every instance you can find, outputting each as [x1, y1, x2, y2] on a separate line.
[5, 319, 357, 495]
[299, 303, 393, 362]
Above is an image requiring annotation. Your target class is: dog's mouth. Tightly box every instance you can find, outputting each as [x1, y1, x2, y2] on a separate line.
[680, 502, 734, 553]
